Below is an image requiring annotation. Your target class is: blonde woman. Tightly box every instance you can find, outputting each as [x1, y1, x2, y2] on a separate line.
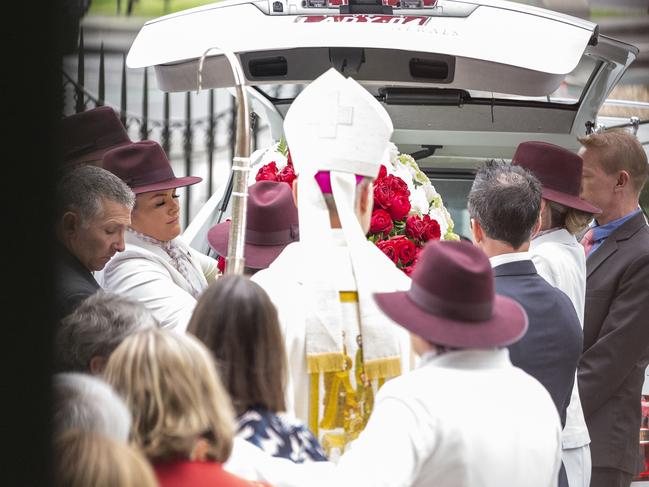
[104, 328, 269, 487]
[53, 429, 157, 487]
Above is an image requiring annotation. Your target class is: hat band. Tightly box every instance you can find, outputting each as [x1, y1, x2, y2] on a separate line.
[246, 224, 299, 246]
[408, 281, 493, 322]
[124, 166, 175, 189]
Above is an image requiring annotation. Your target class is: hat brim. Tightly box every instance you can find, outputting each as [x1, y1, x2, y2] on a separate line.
[207, 221, 293, 270]
[542, 187, 602, 215]
[63, 141, 131, 167]
[374, 291, 528, 349]
[132, 176, 202, 195]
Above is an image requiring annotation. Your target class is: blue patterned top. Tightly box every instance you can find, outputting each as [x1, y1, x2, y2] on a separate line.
[237, 407, 328, 463]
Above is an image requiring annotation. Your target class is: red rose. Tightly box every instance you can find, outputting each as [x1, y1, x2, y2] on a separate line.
[287, 149, 293, 166]
[405, 215, 426, 241]
[385, 174, 410, 196]
[256, 161, 279, 182]
[369, 209, 393, 236]
[377, 164, 387, 180]
[278, 162, 296, 187]
[388, 194, 411, 221]
[217, 255, 225, 274]
[376, 239, 398, 264]
[422, 216, 441, 241]
[402, 265, 414, 276]
[373, 178, 395, 211]
[392, 236, 416, 265]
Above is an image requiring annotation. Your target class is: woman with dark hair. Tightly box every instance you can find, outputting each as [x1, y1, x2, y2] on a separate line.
[188, 275, 327, 464]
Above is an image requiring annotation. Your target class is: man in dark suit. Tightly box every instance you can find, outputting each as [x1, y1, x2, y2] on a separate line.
[577, 129, 649, 487]
[468, 159, 583, 487]
[54, 165, 134, 320]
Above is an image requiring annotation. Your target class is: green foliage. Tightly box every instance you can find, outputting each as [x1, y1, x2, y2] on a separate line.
[89, 0, 214, 17]
[276, 136, 289, 158]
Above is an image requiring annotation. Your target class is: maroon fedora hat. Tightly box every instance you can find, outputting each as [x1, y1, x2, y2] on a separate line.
[207, 181, 299, 270]
[102, 140, 201, 194]
[374, 240, 528, 349]
[61, 106, 131, 166]
[512, 141, 601, 214]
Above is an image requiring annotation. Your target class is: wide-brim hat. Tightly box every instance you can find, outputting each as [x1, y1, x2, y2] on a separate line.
[102, 140, 201, 194]
[512, 141, 601, 215]
[61, 106, 132, 166]
[374, 240, 528, 349]
[207, 180, 299, 270]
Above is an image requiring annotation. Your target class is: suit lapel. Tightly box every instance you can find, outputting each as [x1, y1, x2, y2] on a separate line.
[586, 212, 647, 278]
[586, 237, 617, 278]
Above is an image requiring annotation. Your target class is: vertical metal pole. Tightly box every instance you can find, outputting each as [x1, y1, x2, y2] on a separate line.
[117, 0, 121, 15]
[183, 92, 193, 225]
[229, 94, 236, 166]
[97, 42, 105, 107]
[75, 28, 85, 113]
[140, 67, 149, 140]
[207, 89, 215, 196]
[120, 53, 127, 128]
[162, 92, 170, 155]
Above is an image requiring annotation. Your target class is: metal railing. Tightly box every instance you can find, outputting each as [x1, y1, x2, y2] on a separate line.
[62, 28, 267, 225]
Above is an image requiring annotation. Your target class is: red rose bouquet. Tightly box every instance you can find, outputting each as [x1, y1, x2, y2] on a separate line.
[252, 140, 457, 275]
[368, 164, 445, 275]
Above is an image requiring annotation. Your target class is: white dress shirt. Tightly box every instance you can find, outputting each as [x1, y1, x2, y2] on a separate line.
[334, 349, 562, 487]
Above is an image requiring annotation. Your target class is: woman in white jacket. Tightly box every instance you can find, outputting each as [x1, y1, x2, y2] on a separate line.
[98, 140, 219, 331]
[513, 141, 601, 487]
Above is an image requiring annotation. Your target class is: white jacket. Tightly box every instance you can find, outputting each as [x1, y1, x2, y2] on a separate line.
[530, 228, 590, 449]
[335, 349, 562, 487]
[97, 231, 218, 332]
[252, 235, 413, 427]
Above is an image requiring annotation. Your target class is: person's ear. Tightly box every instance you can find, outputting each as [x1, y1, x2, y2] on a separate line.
[62, 211, 79, 236]
[89, 356, 107, 375]
[615, 170, 630, 192]
[470, 218, 483, 244]
[533, 199, 546, 237]
[292, 178, 298, 206]
[359, 181, 373, 214]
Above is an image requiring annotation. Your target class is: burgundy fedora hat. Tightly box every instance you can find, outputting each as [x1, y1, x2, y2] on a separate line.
[512, 141, 601, 214]
[61, 106, 131, 166]
[102, 140, 201, 194]
[374, 240, 528, 349]
[207, 181, 299, 270]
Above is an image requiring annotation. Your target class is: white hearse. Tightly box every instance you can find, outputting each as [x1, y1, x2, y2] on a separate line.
[126, 0, 648, 481]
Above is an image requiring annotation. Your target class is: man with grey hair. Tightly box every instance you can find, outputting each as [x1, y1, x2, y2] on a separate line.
[55, 290, 158, 374]
[54, 165, 135, 320]
[52, 372, 132, 443]
[468, 159, 583, 487]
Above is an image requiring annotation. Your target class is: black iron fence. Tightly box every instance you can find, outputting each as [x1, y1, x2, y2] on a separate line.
[62, 28, 268, 225]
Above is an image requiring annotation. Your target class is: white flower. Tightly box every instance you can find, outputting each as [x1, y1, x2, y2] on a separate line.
[429, 206, 450, 237]
[248, 142, 288, 186]
[423, 182, 440, 205]
[410, 186, 430, 216]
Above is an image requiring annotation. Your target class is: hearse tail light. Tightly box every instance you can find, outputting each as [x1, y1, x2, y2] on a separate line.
[633, 395, 649, 481]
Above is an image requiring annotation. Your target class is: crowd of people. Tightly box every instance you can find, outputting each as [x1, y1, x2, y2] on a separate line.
[52, 68, 649, 487]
